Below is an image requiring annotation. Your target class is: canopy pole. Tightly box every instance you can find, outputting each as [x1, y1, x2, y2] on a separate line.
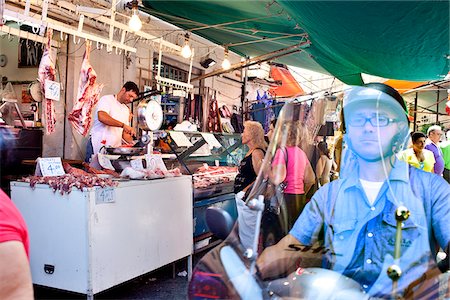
[191, 42, 309, 82]
[436, 89, 440, 123]
[413, 92, 418, 131]
[241, 57, 248, 121]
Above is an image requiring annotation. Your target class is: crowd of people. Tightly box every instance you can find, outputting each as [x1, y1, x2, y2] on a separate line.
[232, 83, 450, 298]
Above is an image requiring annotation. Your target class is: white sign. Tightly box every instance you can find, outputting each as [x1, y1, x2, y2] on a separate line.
[44, 80, 61, 101]
[96, 187, 115, 204]
[36, 157, 65, 176]
[169, 131, 193, 147]
[130, 158, 145, 171]
[201, 132, 222, 149]
[145, 154, 167, 172]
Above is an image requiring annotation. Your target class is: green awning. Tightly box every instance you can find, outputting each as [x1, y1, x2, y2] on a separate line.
[143, 1, 449, 85]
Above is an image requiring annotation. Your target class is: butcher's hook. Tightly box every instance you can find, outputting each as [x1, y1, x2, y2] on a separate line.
[73, 35, 81, 45]
[32, 25, 39, 34]
[96, 41, 100, 50]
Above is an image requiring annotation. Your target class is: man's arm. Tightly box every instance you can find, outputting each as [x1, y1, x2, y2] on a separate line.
[98, 111, 135, 137]
[0, 241, 33, 299]
[257, 234, 322, 279]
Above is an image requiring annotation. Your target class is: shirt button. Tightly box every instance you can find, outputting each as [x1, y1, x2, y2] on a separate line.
[362, 284, 369, 289]
[370, 207, 376, 211]
[366, 259, 372, 264]
[339, 235, 344, 240]
[367, 232, 374, 238]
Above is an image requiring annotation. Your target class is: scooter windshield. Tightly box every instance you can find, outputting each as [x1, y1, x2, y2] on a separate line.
[188, 85, 450, 300]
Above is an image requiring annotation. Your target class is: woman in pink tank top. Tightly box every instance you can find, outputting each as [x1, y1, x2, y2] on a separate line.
[270, 121, 315, 230]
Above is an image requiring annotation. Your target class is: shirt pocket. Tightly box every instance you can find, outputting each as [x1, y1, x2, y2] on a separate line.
[331, 219, 357, 256]
[381, 211, 419, 251]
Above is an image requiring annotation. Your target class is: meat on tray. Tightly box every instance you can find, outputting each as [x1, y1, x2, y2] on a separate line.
[68, 41, 103, 136]
[82, 162, 120, 178]
[63, 162, 89, 177]
[120, 167, 182, 180]
[21, 174, 118, 195]
[193, 165, 238, 189]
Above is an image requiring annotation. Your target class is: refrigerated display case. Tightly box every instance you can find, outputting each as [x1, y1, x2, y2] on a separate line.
[160, 131, 247, 251]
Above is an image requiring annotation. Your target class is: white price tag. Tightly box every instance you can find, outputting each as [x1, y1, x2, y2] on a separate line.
[145, 154, 167, 172]
[130, 158, 144, 171]
[44, 80, 61, 101]
[96, 187, 115, 204]
[36, 157, 65, 176]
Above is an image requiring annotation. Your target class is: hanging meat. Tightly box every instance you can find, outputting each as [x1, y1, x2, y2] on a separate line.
[68, 41, 103, 136]
[38, 29, 57, 135]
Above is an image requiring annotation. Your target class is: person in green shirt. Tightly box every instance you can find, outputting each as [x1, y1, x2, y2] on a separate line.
[440, 138, 450, 182]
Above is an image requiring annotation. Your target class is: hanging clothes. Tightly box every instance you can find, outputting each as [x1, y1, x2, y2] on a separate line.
[193, 94, 202, 125]
[183, 93, 192, 121]
[250, 90, 266, 126]
[263, 91, 275, 133]
[272, 99, 285, 117]
[207, 93, 221, 132]
[231, 113, 244, 133]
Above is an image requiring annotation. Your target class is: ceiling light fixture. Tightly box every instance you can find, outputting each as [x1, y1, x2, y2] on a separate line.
[200, 57, 216, 68]
[222, 46, 231, 70]
[128, 0, 142, 32]
[181, 33, 192, 58]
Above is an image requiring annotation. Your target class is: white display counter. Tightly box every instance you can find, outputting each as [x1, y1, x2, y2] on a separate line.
[10, 176, 193, 299]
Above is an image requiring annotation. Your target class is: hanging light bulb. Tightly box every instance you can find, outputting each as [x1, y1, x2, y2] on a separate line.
[181, 33, 192, 58]
[128, 0, 142, 32]
[222, 47, 231, 70]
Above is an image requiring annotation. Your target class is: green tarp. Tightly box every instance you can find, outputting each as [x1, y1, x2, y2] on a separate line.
[143, 1, 449, 85]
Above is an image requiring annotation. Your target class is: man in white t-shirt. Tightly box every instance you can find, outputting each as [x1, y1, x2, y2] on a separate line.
[89, 81, 139, 156]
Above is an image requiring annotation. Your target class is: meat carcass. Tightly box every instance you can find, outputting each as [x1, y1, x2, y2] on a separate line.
[68, 41, 104, 136]
[38, 29, 57, 135]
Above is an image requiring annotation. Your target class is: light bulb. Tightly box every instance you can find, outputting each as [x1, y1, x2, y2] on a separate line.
[222, 57, 231, 70]
[181, 42, 192, 58]
[129, 10, 142, 32]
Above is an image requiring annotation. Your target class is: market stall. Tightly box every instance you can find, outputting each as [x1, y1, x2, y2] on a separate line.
[10, 175, 193, 299]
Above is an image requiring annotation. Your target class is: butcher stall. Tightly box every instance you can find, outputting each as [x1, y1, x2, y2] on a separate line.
[10, 174, 193, 299]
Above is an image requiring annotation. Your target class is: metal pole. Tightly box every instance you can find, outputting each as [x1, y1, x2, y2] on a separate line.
[436, 89, 440, 123]
[413, 92, 418, 131]
[241, 57, 248, 122]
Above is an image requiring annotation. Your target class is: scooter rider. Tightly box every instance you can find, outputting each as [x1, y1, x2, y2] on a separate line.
[257, 83, 450, 297]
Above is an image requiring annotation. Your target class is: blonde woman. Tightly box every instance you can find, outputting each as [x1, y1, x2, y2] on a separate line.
[234, 121, 267, 194]
[270, 121, 315, 230]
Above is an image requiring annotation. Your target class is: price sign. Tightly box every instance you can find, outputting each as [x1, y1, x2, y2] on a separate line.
[145, 154, 167, 172]
[130, 158, 144, 171]
[44, 79, 61, 101]
[36, 157, 65, 176]
[95, 187, 115, 204]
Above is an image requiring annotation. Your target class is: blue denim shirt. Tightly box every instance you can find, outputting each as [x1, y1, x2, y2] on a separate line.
[290, 159, 450, 296]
